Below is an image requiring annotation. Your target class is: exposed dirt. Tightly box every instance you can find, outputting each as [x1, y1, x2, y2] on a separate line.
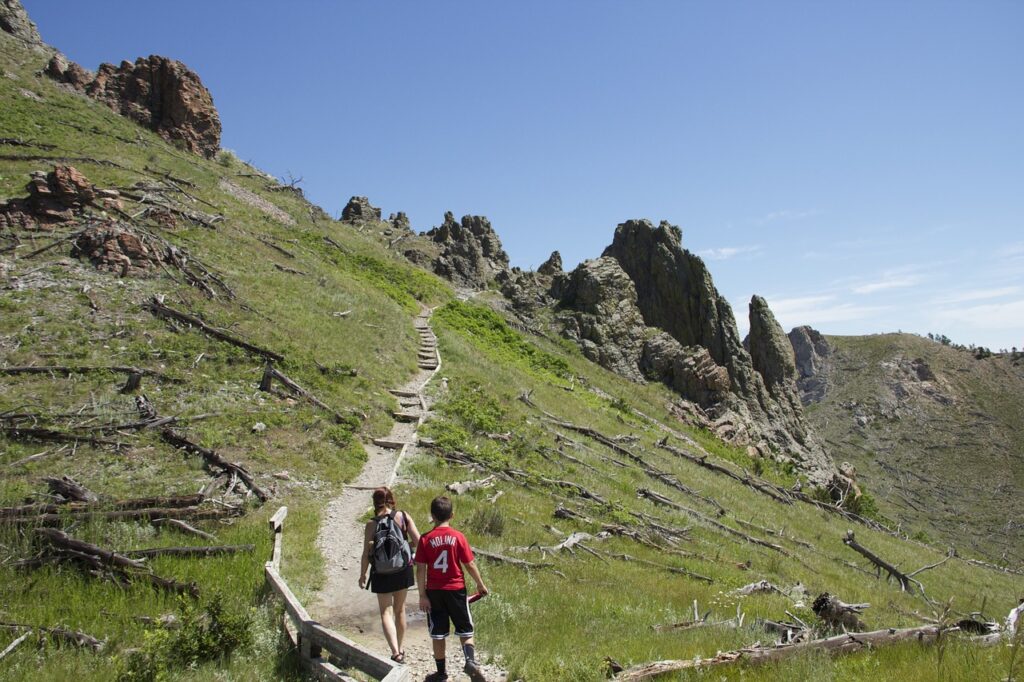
[311, 309, 507, 681]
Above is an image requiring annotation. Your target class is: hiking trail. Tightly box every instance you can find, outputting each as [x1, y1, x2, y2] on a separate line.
[311, 307, 506, 681]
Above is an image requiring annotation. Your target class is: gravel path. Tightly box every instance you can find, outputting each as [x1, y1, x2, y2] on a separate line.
[310, 309, 507, 681]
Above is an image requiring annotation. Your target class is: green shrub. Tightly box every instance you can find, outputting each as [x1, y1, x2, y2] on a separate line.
[467, 505, 505, 537]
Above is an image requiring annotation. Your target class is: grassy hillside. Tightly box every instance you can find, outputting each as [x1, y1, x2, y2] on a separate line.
[2, 28, 1022, 682]
[802, 332, 1024, 565]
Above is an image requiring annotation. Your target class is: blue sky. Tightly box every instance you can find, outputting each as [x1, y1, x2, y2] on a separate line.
[24, 1, 1024, 350]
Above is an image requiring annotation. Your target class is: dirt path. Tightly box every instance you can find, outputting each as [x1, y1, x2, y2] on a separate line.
[311, 309, 506, 681]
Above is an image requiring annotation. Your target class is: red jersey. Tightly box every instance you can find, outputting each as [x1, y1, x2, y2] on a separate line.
[415, 525, 474, 590]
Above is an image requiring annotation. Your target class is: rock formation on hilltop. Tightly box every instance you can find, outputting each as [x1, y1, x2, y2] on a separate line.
[552, 219, 835, 483]
[0, 0, 42, 47]
[424, 211, 510, 290]
[341, 196, 382, 223]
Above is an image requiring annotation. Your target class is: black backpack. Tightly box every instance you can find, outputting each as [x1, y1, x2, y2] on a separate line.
[372, 510, 411, 575]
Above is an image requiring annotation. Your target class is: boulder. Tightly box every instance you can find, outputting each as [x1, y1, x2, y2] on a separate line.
[425, 211, 510, 289]
[0, 0, 42, 47]
[341, 196, 382, 223]
[71, 223, 163, 276]
[537, 250, 563, 277]
[84, 55, 221, 157]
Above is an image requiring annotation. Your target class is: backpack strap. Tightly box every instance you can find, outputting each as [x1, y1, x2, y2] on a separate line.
[392, 509, 408, 539]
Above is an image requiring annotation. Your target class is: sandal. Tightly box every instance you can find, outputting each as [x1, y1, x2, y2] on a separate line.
[390, 652, 405, 664]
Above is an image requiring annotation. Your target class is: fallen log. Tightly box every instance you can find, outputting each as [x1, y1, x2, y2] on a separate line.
[0, 426, 124, 448]
[120, 544, 254, 559]
[258, 362, 351, 423]
[614, 624, 957, 678]
[812, 592, 869, 631]
[4, 505, 238, 526]
[842, 530, 918, 592]
[0, 632, 31, 661]
[0, 622, 104, 652]
[160, 428, 270, 502]
[0, 365, 178, 382]
[0, 494, 205, 518]
[637, 488, 789, 555]
[145, 297, 283, 362]
[446, 475, 497, 495]
[151, 517, 217, 541]
[44, 476, 98, 503]
[602, 551, 713, 583]
[539, 476, 608, 505]
[655, 438, 792, 505]
[473, 548, 565, 577]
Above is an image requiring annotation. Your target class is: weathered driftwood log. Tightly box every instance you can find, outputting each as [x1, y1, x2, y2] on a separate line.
[35, 529, 199, 598]
[44, 476, 98, 503]
[151, 517, 217, 541]
[842, 530, 917, 592]
[614, 625, 950, 679]
[160, 428, 270, 502]
[5, 505, 238, 526]
[655, 438, 793, 505]
[473, 548, 565, 577]
[636, 488, 789, 555]
[120, 544, 255, 559]
[259, 362, 352, 423]
[0, 494, 205, 518]
[0, 622, 104, 652]
[446, 475, 497, 495]
[539, 476, 607, 505]
[603, 551, 714, 583]
[734, 580, 785, 596]
[812, 592, 868, 631]
[145, 297, 284, 362]
[0, 632, 31, 661]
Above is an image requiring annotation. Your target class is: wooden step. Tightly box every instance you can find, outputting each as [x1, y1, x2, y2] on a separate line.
[372, 438, 412, 449]
[418, 352, 436, 360]
[389, 389, 418, 398]
[393, 411, 420, 423]
[418, 363, 438, 370]
[398, 396, 420, 406]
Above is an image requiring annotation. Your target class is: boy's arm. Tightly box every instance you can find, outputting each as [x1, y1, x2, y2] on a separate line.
[463, 559, 488, 596]
[416, 562, 430, 612]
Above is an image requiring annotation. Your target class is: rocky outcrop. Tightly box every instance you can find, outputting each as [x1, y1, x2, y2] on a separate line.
[389, 211, 411, 232]
[788, 325, 832, 404]
[557, 257, 647, 381]
[552, 218, 835, 484]
[44, 53, 94, 90]
[748, 295, 798, 400]
[0, 166, 119, 230]
[341, 196, 382, 223]
[71, 224, 163, 276]
[425, 212, 510, 289]
[82, 56, 221, 158]
[537, 251, 562, 277]
[0, 0, 43, 47]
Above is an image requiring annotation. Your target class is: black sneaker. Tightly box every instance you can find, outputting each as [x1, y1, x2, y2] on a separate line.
[424, 672, 449, 682]
[464, 660, 487, 682]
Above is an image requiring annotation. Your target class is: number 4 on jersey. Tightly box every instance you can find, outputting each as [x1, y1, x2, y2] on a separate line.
[433, 549, 449, 573]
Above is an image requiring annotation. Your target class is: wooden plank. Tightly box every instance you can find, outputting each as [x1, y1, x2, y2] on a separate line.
[264, 565, 310, 624]
[309, 657, 353, 682]
[373, 438, 411, 449]
[305, 622, 396, 679]
[272, 530, 283, 570]
[388, 389, 418, 398]
[269, 506, 288, 532]
[380, 666, 413, 682]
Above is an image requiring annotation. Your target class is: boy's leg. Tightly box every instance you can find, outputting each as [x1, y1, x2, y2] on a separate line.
[426, 589, 451, 679]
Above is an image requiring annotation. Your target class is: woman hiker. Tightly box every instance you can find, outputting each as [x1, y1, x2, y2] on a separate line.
[359, 486, 421, 663]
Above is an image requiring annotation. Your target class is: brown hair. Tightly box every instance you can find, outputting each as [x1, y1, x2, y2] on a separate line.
[372, 486, 396, 513]
[430, 495, 453, 523]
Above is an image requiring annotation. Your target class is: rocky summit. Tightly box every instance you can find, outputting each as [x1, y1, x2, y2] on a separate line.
[423, 211, 510, 290]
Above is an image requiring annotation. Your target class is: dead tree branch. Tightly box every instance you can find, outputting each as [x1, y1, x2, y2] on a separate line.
[145, 297, 283, 362]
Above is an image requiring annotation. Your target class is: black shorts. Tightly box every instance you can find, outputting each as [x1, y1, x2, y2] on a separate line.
[426, 588, 473, 639]
[370, 564, 414, 594]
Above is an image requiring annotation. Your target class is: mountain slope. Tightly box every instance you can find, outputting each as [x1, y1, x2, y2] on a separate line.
[793, 329, 1024, 564]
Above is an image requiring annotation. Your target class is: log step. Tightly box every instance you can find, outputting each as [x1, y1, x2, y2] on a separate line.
[389, 389, 418, 398]
[419, 364, 438, 370]
[398, 396, 420, 406]
[393, 411, 420, 423]
[372, 438, 412, 449]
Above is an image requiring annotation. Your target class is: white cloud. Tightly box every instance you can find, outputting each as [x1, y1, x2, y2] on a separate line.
[934, 286, 1021, 305]
[852, 274, 924, 295]
[933, 299, 1024, 332]
[765, 295, 887, 327]
[697, 245, 761, 261]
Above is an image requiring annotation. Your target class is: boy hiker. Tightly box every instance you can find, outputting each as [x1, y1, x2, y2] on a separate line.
[416, 495, 489, 682]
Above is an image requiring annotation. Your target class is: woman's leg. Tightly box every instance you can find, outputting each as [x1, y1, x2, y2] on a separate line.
[376, 592, 400, 656]
[393, 588, 409, 654]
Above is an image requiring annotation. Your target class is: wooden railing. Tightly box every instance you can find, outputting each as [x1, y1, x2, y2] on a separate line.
[266, 507, 410, 681]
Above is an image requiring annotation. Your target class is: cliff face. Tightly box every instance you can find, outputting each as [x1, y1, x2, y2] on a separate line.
[424, 211, 510, 290]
